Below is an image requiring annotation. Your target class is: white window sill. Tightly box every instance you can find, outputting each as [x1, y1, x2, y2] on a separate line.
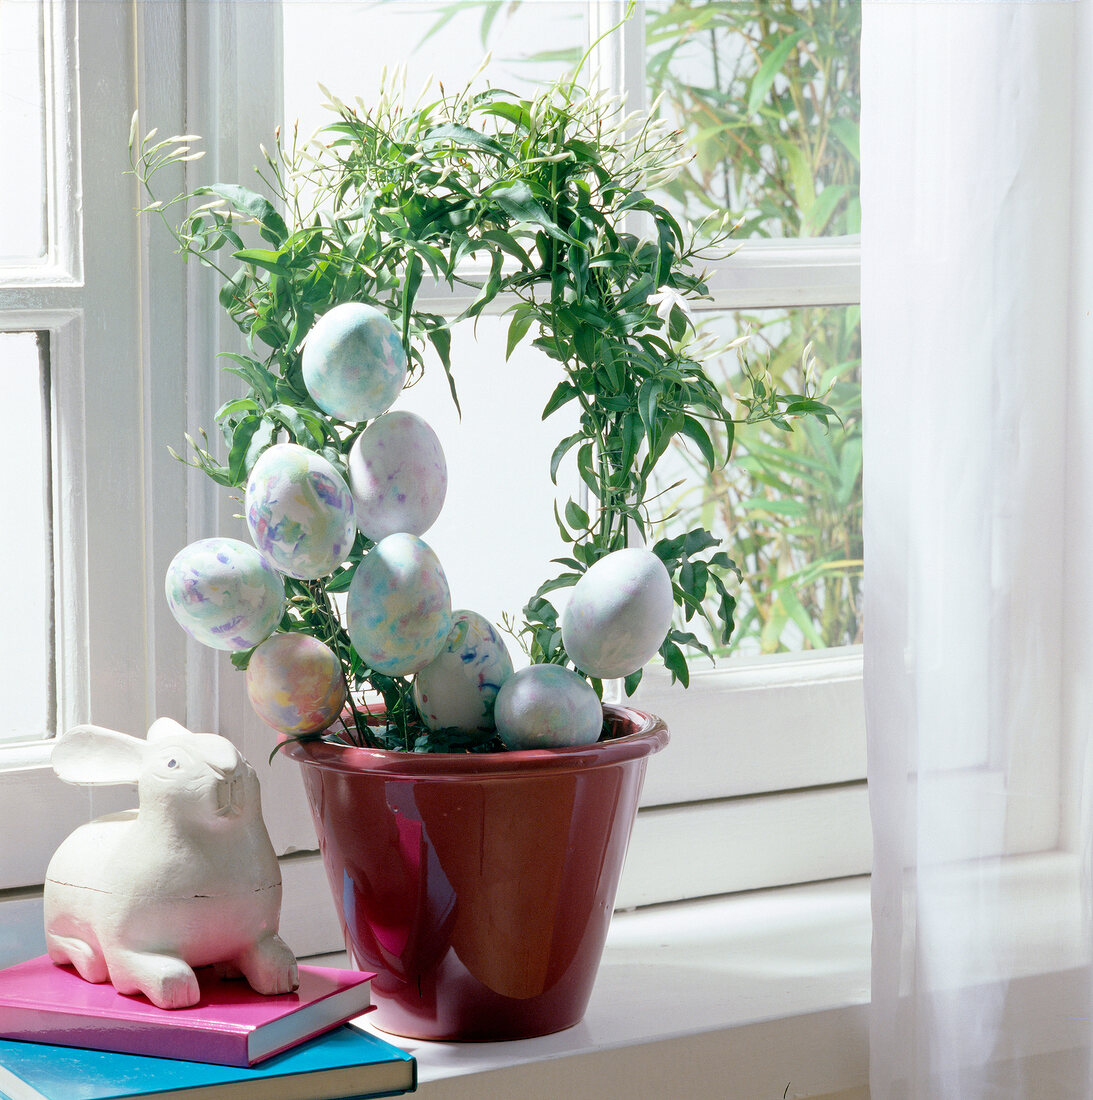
[311, 876, 874, 1100]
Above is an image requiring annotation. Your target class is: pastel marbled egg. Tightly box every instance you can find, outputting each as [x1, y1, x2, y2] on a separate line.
[245, 443, 356, 580]
[561, 548, 674, 679]
[302, 302, 407, 422]
[493, 664, 603, 750]
[348, 411, 447, 542]
[164, 537, 284, 651]
[346, 532, 452, 676]
[246, 633, 346, 736]
[412, 610, 514, 732]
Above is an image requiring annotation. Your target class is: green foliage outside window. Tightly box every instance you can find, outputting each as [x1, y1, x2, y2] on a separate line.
[432, 0, 863, 656]
[646, 0, 862, 654]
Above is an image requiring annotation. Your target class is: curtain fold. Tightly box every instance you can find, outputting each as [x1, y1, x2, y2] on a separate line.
[862, 1, 1093, 1095]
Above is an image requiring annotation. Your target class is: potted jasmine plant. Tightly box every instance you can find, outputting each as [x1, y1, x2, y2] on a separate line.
[131, 62, 830, 1041]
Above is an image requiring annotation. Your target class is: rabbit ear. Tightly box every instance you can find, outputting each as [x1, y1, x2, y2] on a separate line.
[51, 725, 145, 786]
[147, 717, 193, 743]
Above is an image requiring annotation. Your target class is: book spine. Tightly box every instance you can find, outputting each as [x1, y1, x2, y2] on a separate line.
[0, 1011, 249, 1067]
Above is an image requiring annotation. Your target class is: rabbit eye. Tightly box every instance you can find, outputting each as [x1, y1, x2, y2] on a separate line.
[167, 758, 178, 769]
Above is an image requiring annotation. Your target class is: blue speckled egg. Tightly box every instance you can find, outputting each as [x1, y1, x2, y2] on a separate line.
[348, 411, 447, 542]
[302, 302, 407, 422]
[493, 664, 603, 749]
[245, 443, 356, 580]
[346, 533, 452, 676]
[165, 537, 284, 651]
[412, 610, 514, 732]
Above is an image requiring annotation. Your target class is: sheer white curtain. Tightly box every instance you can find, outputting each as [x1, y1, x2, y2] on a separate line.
[862, 0, 1093, 1095]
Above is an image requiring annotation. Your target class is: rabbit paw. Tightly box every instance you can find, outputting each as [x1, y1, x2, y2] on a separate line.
[234, 934, 299, 995]
[46, 934, 110, 984]
[108, 951, 201, 1009]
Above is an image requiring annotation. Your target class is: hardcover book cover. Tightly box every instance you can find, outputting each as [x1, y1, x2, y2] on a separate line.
[0, 1023, 416, 1100]
[0, 956, 375, 1066]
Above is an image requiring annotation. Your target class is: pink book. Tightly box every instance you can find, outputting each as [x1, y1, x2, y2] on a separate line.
[0, 955, 375, 1067]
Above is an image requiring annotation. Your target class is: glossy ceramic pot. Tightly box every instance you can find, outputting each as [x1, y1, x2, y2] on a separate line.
[285, 703, 668, 1041]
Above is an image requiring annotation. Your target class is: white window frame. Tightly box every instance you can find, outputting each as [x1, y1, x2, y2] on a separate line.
[590, 2, 868, 903]
[0, 0, 868, 958]
[0, 0, 153, 890]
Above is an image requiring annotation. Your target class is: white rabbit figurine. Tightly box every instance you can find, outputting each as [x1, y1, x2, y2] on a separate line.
[43, 717, 299, 1010]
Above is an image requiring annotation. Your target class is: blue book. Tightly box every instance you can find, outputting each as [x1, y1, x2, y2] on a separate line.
[0, 1024, 415, 1100]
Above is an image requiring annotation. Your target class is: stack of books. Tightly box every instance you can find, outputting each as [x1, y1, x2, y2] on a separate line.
[0, 955, 416, 1100]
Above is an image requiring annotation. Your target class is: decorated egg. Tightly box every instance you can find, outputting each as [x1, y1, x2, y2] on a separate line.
[348, 411, 447, 542]
[561, 548, 674, 679]
[346, 533, 452, 676]
[412, 610, 514, 732]
[246, 633, 346, 736]
[493, 664, 603, 749]
[244, 443, 356, 580]
[302, 302, 407, 422]
[164, 537, 284, 651]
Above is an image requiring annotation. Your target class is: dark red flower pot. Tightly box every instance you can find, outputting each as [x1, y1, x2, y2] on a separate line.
[285, 703, 668, 1041]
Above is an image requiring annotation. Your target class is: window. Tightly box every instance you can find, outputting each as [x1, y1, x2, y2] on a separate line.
[0, 0, 154, 893]
[0, 332, 54, 742]
[279, 0, 868, 910]
[0, 1, 864, 957]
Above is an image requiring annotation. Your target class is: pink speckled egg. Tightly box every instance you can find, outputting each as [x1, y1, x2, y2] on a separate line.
[348, 411, 447, 542]
[244, 443, 356, 581]
[346, 533, 452, 676]
[246, 633, 347, 735]
[164, 537, 284, 652]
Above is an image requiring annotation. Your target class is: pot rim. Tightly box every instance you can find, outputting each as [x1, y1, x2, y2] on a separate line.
[282, 702, 668, 778]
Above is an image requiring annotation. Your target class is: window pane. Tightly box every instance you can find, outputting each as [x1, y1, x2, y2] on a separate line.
[651, 306, 862, 657]
[645, 0, 860, 240]
[0, 0, 47, 263]
[0, 332, 53, 738]
[283, 0, 588, 142]
[388, 314, 578, 641]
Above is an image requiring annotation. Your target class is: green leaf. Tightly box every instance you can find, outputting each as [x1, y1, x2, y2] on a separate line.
[830, 117, 860, 162]
[747, 31, 804, 116]
[485, 180, 579, 245]
[783, 142, 815, 217]
[542, 380, 577, 419]
[553, 500, 574, 544]
[227, 416, 260, 485]
[476, 99, 533, 131]
[624, 669, 643, 697]
[803, 184, 849, 236]
[680, 415, 718, 470]
[199, 183, 288, 245]
[423, 123, 510, 160]
[401, 252, 423, 343]
[425, 325, 460, 418]
[232, 247, 293, 276]
[459, 249, 503, 322]
[619, 412, 643, 472]
[682, 528, 720, 556]
[216, 397, 261, 421]
[506, 306, 536, 361]
[550, 431, 585, 484]
[481, 229, 534, 269]
[780, 586, 827, 650]
[741, 498, 809, 518]
[783, 397, 836, 420]
[564, 499, 590, 532]
[576, 442, 599, 499]
[660, 640, 689, 688]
